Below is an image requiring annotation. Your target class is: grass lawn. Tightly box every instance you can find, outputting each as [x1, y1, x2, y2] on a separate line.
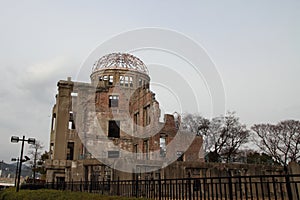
[0, 187, 149, 200]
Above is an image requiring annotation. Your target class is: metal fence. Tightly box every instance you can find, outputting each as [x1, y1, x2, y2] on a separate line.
[31, 174, 300, 200]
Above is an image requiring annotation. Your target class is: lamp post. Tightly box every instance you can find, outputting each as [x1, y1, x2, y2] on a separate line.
[11, 136, 35, 192]
[0, 160, 3, 178]
[11, 157, 30, 187]
[11, 158, 19, 187]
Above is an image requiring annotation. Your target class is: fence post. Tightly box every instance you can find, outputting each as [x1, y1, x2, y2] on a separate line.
[89, 179, 92, 193]
[158, 173, 162, 200]
[227, 169, 234, 200]
[284, 166, 294, 200]
[71, 179, 73, 191]
[80, 179, 82, 192]
[188, 172, 192, 200]
[117, 176, 120, 196]
[135, 173, 139, 198]
[102, 177, 104, 195]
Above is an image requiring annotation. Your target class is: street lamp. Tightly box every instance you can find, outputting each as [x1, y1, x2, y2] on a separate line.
[11, 135, 35, 192]
[0, 160, 3, 178]
[11, 157, 30, 187]
[11, 158, 20, 187]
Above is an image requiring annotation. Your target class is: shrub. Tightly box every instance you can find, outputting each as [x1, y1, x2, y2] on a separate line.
[0, 187, 147, 200]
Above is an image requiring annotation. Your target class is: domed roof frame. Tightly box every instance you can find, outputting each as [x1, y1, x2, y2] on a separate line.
[92, 53, 149, 75]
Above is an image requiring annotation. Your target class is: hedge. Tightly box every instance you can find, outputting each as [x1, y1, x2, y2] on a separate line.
[0, 188, 148, 200]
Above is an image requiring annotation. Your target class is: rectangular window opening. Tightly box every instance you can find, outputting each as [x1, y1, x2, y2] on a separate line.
[109, 95, 119, 107]
[143, 105, 151, 126]
[160, 135, 166, 157]
[108, 75, 113, 85]
[124, 76, 129, 87]
[103, 75, 108, 81]
[50, 143, 54, 159]
[51, 113, 56, 131]
[108, 120, 120, 138]
[68, 121, 73, 129]
[134, 112, 139, 131]
[129, 76, 133, 87]
[134, 144, 138, 159]
[68, 112, 75, 129]
[177, 151, 184, 161]
[143, 140, 149, 160]
[67, 142, 74, 160]
[71, 92, 78, 97]
[108, 151, 120, 158]
[119, 75, 124, 86]
[68, 121, 75, 129]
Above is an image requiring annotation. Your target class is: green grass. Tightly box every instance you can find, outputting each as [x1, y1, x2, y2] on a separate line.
[0, 187, 149, 200]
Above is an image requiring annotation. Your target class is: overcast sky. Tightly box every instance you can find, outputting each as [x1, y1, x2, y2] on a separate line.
[0, 0, 299, 163]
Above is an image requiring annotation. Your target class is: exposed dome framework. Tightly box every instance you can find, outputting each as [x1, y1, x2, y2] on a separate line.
[92, 53, 149, 75]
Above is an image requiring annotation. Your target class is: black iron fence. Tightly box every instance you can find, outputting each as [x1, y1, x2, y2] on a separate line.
[27, 174, 300, 200]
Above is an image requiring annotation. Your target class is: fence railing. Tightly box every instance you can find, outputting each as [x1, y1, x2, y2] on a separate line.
[26, 174, 300, 200]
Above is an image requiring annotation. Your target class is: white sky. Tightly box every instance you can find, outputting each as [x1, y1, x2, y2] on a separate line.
[0, 0, 299, 162]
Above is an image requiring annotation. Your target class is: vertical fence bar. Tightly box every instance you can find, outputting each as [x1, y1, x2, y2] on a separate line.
[203, 177, 206, 200]
[285, 170, 293, 200]
[266, 177, 271, 200]
[188, 174, 192, 200]
[271, 176, 277, 200]
[89, 179, 92, 193]
[80, 179, 82, 192]
[117, 177, 120, 196]
[209, 177, 212, 200]
[71, 179, 73, 191]
[102, 177, 104, 195]
[244, 177, 248, 200]
[218, 177, 223, 200]
[234, 180, 237, 200]
[260, 176, 265, 200]
[164, 178, 166, 200]
[135, 174, 138, 198]
[175, 178, 178, 200]
[294, 176, 300, 200]
[199, 179, 202, 200]
[238, 176, 242, 199]
[158, 173, 162, 200]
[249, 177, 253, 200]
[228, 171, 234, 200]
[279, 178, 285, 200]
[224, 177, 228, 200]
[254, 181, 259, 200]
[215, 178, 218, 200]
[172, 179, 175, 200]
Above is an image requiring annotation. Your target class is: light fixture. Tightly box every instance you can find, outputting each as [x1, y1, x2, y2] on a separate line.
[24, 156, 30, 161]
[10, 135, 36, 192]
[27, 138, 36, 145]
[11, 136, 19, 143]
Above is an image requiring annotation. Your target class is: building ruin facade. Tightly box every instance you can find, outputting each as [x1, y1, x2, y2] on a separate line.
[45, 53, 204, 183]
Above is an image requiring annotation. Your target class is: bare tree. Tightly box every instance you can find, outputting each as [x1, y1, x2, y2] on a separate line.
[207, 112, 250, 162]
[28, 140, 44, 182]
[37, 151, 49, 180]
[252, 120, 300, 165]
[181, 113, 209, 136]
[182, 112, 250, 162]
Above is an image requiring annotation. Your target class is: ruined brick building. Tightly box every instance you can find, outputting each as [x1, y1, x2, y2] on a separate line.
[45, 53, 204, 183]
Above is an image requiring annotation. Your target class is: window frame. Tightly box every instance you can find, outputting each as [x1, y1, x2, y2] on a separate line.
[109, 95, 119, 107]
[108, 75, 113, 85]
